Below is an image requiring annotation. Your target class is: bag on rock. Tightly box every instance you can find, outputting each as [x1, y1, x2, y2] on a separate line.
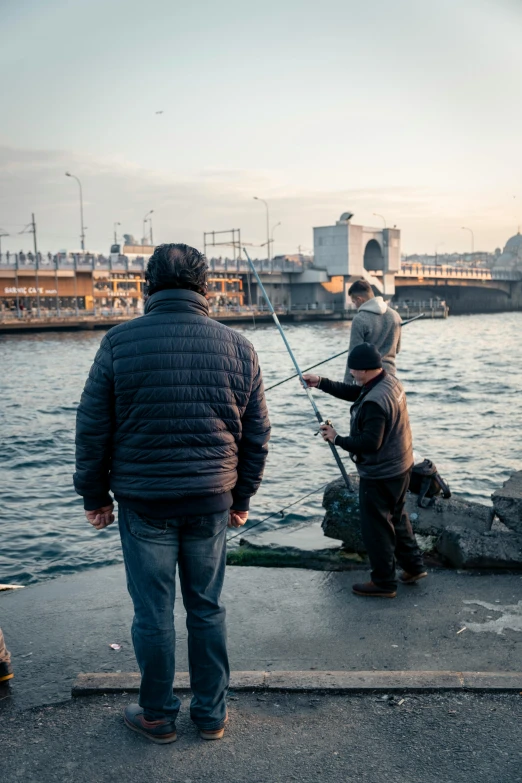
[409, 459, 451, 508]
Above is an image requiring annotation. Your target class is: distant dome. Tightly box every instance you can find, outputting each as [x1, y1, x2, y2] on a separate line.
[504, 232, 522, 254]
[492, 231, 522, 271]
[493, 252, 517, 271]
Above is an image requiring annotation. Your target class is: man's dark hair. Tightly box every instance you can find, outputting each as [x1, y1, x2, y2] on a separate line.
[145, 244, 208, 296]
[348, 279, 374, 297]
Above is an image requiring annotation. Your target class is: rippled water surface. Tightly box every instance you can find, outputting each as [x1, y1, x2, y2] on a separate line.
[1, 313, 521, 584]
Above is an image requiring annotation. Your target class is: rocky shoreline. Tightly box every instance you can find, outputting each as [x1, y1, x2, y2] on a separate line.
[229, 471, 522, 571]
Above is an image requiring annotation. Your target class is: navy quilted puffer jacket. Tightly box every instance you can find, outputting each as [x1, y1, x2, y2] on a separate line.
[73, 289, 270, 516]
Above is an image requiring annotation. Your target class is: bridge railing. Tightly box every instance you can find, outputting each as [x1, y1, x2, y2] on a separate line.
[0, 254, 148, 272]
[0, 253, 305, 275]
[399, 264, 493, 279]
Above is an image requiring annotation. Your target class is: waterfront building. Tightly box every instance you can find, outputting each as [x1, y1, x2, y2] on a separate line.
[0, 254, 245, 315]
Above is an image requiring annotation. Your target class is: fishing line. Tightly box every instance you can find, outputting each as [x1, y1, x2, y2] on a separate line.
[227, 481, 329, 542]
[265, 349, 349, 392]
[264, 312, 425, 393]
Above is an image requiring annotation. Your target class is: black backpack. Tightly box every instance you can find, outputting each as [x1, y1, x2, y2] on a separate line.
[409, 459, 451, 508]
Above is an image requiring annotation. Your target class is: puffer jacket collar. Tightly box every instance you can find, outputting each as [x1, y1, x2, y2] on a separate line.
[144, 288, 210, 317]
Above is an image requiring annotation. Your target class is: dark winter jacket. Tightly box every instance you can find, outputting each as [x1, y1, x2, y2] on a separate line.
[318, 370, 413, 480]
[73, 289, 271, 517]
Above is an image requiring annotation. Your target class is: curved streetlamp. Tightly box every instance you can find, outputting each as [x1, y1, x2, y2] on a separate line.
[254, 197, 270, 265]
[435, 242, 445, 267]
[143, 210, 154, 245]
[65, 172, 85, 251]
[373, 213, 387, 228]
[271, 222, 282, 258]
[0, 229, 9, 259]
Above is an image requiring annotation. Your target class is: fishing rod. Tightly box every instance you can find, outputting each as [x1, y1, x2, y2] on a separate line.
[265, 312, 426, 393]
[244, 249, 351, 489]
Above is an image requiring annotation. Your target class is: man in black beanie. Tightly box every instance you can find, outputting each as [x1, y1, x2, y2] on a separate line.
[303, 343, 426, 598]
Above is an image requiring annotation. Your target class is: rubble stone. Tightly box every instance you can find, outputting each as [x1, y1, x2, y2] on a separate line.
[408, 495, 493, 536]
[322, 476, 494, 552]
[436, 526, 522, 569]
[321, 474, 364, 552]
[492, 471, 522, 535]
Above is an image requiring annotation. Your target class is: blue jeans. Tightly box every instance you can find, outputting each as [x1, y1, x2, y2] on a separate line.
[118, 505, 230, 730]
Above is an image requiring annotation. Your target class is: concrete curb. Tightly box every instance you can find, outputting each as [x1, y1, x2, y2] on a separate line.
[72, 670, 522, 697]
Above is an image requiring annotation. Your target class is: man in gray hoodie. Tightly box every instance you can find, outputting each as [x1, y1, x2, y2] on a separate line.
[344, 279, 402, 382]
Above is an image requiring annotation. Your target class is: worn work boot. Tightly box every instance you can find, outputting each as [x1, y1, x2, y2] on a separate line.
[0, 662, 14, 683]
[199, 710, 229, 741]
[399, 570, 428, 585]
[352, 581, 397, 598]
[123, 704, 177, 744]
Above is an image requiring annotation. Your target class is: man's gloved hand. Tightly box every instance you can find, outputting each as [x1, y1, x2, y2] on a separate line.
[228, 510, 248, 529]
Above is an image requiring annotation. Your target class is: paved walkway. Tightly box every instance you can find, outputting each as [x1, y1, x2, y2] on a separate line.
[1, 691, 521, 783]
[0, 565, 521, 710]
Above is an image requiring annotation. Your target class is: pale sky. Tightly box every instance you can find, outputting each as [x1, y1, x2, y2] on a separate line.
[1, 0, 521, 256]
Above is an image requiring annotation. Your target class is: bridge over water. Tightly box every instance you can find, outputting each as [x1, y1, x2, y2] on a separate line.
[1, 250, 521, 320]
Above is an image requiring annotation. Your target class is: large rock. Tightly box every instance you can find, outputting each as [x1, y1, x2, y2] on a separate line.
[408, 495, 493, 536]
[322, 476, 494, 552]
[436, 527, 522, 569]
[492, 471, 522, 534]
[322, 475, 364, 552]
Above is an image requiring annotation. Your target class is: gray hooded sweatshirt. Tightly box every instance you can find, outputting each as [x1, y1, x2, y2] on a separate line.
[344, 296, 401, 382]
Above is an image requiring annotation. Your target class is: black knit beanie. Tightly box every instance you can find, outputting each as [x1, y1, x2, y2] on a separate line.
[348, 342, 383, 370]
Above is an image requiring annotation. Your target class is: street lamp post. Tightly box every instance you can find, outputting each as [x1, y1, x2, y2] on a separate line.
[31, 213, 41, 318]
[0, 230, 9, 259]
[65, 172, 85, 251]
[113, 222, 121, 244]
[271, 222, 281, 262]
[435, 242, 445, 267]
[373, 213, 387, 228]
[254, 197, 270, 270]
[143, 210, 154, 246]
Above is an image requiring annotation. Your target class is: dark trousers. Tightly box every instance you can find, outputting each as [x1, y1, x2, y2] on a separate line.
[359, 470, 424, 591]
[118, 505, 230, 730]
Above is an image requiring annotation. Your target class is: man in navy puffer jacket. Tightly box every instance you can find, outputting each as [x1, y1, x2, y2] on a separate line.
[74, 244, 270, 743]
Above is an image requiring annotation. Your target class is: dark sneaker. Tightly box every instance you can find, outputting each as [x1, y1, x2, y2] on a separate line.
[399, 570, 428, 585]
[352, 581, 397, 598]
[198, 710, 229, 741]
[123, 704, 177, 744]
[0, 661, 14, 683]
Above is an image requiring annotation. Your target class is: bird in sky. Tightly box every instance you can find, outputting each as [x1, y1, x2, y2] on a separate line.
[155, 110, 164, 114]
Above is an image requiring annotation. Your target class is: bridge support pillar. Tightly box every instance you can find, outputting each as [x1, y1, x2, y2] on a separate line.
[382, 272, 396, 297]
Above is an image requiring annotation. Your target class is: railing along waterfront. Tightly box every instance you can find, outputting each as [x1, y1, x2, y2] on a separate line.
[398, 264, 494, 279]
[2, 254, 520, 281]
[0, 299, 449, 325]
[0, 253, 304, 274]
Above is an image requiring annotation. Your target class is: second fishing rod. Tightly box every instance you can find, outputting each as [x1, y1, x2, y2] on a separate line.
[243, 248, 352, 489]
[265, 312, 425, 393]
